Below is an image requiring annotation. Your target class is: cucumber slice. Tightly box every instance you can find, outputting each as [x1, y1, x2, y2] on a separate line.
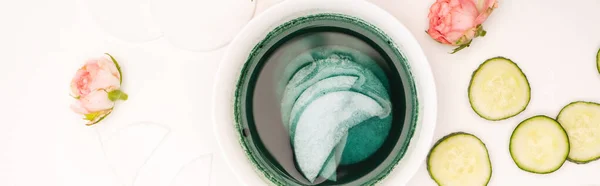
[509, 115, 569, 174]
[468, 57, 531, 121]
[557, 101, 600, 164]
[427, 132, 491, 186]
[596, 48, 600, 74]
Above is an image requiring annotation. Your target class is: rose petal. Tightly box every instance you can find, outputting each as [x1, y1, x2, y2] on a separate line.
[85, 62, 102, 82]
[71, 101, 90, 115]
[71, 69, 87, 97]
[88, 69, 121, 92]
[80, 90, 114, 113]
[427, 28, 451, 44]
[99, 55, 121, 79]
[450, 0, 478, 31]
[474, 0, 497, 25]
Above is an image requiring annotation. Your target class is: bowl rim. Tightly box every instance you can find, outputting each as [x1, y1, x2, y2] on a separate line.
[212, 0, 437, 185]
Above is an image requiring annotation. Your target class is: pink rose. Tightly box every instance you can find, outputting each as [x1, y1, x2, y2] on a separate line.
[70, 56, 121, 98]
[71, 53, 128, 126]
[427, 0, 498, 53]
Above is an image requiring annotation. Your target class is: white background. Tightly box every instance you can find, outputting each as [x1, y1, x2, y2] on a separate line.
[0, 0, 599, 185]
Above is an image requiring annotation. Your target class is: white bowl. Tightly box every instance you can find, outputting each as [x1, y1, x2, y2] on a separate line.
[212, 0, 437, 185]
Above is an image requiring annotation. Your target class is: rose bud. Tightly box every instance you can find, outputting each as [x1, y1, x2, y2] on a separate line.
[70, 53, 128, 126]
[427, 0, 498, 53]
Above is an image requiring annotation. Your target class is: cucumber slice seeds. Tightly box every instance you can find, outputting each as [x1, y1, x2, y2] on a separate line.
[427, 132, 492, 186]
[557, 101, 600, 164]
[509, 115, 569, 174]
[469, 57, 531, 121]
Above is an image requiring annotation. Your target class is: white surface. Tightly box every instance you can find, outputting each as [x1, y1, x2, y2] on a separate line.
[101, 122, 170, 186]
[86, 0, 162, 42]
[1, 0, 599, 186]
[87, 0, 256, 50]
[150, 0, 256, 51]
[171, 154, 213, 186]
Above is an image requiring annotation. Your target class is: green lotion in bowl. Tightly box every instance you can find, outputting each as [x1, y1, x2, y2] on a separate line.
[235, 14, 417, 185]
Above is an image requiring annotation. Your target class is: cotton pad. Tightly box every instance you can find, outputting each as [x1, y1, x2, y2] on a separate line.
[280, 46, 392, 182]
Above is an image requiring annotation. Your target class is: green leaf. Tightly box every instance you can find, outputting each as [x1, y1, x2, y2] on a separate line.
[455, 36, 465, 45]
[450, 40, 473, 54]
[479, 29, 487, 37]
[84, 110, 112, 126]
[108, 89, 128, 101]
[84, 112, 100, 121]
[105, 53, 123, 85]
[475, 25, 487, 37]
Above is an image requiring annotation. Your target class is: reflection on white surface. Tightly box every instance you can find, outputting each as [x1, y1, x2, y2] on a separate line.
[150, 0, 256, 51]
[99, 122, 170, 186]
[171, 154, 213, 186]
[211, 152, 244, 186]
[254, 0, 285, 16]
[86, 0, 162, 42]
[86, 0, 257, 51]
